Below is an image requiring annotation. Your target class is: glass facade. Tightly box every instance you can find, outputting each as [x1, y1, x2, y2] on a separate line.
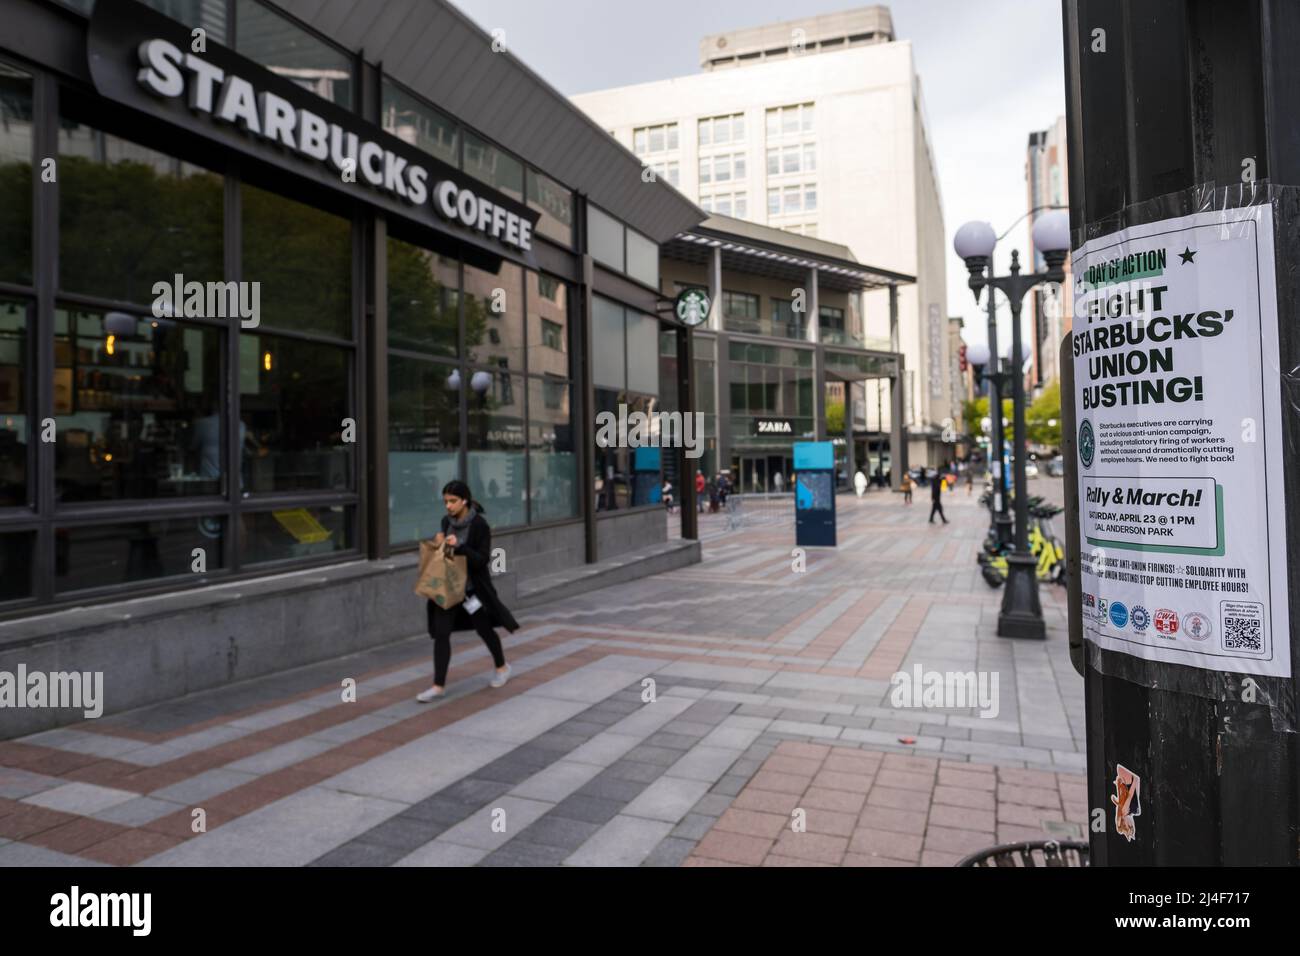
[0, 12, 666, 616]
[242, 185, 353, 338]
[464, 131, 524, 201]
[0, 63, 32, 287]
[55, 308, 223, 502]
[387, 242, 577, 543]
[58, 118, 223, 307]
[55, 516, 227, 594]
[526, 169, 573, 248]
[0, 299, 29, 508]
[591, 298, 663, 512]
[235, 0, 353, 109]
[381, 80, 459, 167]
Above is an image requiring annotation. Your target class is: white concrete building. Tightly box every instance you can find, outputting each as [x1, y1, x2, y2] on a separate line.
[572, 5, 954, 466]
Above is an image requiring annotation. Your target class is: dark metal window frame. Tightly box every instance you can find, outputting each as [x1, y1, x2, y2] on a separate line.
[0, 61, 366, 619]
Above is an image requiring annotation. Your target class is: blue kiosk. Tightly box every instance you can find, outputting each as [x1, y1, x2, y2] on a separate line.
[793, 441, 836, 548]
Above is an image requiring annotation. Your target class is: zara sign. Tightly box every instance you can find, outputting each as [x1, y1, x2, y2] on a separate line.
[753, 418, 794, 436]
[89, 0, 539, 260]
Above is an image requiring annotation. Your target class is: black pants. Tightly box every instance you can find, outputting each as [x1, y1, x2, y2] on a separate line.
[427, 599, 506, 686]
[929, 500, 947, 523]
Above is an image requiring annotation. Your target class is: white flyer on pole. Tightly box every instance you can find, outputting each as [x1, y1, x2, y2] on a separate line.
[1071, 205, 1290, 677]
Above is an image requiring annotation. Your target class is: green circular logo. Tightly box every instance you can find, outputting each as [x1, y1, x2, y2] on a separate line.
[674, 288, 711, 327]
[1079, 418, 1095, 469]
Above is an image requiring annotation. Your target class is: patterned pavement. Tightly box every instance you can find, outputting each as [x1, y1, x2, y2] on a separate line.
[0, 484, 1086, 866]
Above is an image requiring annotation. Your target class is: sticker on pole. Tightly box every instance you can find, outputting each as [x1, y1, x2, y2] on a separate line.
[1111, 764, 1141, 842]
[1072, 205, 1290, 677]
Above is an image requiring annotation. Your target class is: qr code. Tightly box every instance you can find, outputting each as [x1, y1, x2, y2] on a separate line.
[1224, 617, 1262, 651]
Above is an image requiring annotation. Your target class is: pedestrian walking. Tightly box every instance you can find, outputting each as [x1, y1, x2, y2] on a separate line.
[662, 480, 675, 513]
[707, 478, 719, 513]
[929, 468, 949, 524]
[416, 480, 519, 702]
[695, 470, 706, 513]
[773, 471, 785, 493]
[854, 470, 868, 498]
[901, 473, 914, 504]
[966, 469, 974, 495]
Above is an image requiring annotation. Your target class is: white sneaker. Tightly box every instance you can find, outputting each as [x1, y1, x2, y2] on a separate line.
[490, 664, 511, 688]
[416, 685, 445, 703]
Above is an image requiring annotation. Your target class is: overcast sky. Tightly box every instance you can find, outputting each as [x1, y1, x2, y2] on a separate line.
[454, 0, 1067, 352]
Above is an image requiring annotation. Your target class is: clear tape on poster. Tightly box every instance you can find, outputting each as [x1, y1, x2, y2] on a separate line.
[1073, 182, 1298, 735]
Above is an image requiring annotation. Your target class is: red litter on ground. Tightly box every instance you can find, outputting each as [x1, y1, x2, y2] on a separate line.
[899, 736, 916, 745]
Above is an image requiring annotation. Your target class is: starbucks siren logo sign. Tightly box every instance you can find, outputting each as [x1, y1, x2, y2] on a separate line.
[1078, 418, 1095, 468]
[674, 288, 711, 327]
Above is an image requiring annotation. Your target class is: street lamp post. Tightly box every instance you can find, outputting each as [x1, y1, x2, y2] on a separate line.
[954, 211, 1070, 639]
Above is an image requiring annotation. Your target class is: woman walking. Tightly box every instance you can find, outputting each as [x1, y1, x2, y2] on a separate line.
[417, 480, 519, 702]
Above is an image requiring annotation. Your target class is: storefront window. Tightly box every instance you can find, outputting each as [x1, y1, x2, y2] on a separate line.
[240, 505, 353, 565]
[463, 131, 524, 201]
[382, 80, 458, 167]
[242, 184, 352, 338]
[527, 271, 569, 379]
[626, 312, 660, 394]
[771, 298, 807, 340]
[592, 296, 625, 389]
[54, 516, 226, 594]
[0, 63, 32, 287]
[57, 0, 228, 34]
[388, 241, 458, 357]
[238, 333, 352, 493]
[0, 299, 29, 507]
[528, 376, 576, 522]
[388, 355, 460, 545]
[593, 389, 660, 511]
[626, 229, 659, 289]
[236, 0, 353, 109]
[467, 371, 526, 528]
[58, 118, 223, 307]
[0, 531, 34, 601]
[464, 260, 524, 372]
[526, 169, 573, 247]
[587, 205, 624, 273]
[54, 308, 222, 503]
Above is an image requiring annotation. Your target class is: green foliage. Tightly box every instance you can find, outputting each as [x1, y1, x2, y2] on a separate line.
[962, 395, 1013, 440]
[1027, 379, 1062, 447]
[826, 399, 844, 435]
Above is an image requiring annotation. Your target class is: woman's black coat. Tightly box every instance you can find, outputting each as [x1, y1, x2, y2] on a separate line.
[434, 510, 520, 633]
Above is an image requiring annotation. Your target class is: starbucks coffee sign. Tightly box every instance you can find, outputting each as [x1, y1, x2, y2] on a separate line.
[89, 0, 539, 260]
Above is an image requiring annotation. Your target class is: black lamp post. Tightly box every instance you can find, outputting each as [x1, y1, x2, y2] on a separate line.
[954, 212, 1070, 639]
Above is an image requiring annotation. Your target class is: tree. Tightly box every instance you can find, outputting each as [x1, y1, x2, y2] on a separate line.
[1026, 379, 1062, 448]
[825, 399, 844, 436]
[962, 395, 1013, 441]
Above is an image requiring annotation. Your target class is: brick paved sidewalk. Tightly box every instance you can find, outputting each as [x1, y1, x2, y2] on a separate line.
[688, 742, 1085, 867]
[0, 485, 1085, 866]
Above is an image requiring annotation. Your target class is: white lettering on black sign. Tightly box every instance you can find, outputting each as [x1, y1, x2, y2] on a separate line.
[136, 38, 532, 253]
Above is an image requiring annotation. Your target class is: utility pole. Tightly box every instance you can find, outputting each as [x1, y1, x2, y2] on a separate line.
[1063, 0, 1300, 864]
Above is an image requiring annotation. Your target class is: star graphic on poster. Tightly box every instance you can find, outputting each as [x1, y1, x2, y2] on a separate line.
[1179, 246, 1197, 264]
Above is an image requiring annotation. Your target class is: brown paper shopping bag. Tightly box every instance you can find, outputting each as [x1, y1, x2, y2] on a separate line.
[414, 539, 467, 608]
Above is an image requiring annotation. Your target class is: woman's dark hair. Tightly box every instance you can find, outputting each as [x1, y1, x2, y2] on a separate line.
[441, 480, 485, 515]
